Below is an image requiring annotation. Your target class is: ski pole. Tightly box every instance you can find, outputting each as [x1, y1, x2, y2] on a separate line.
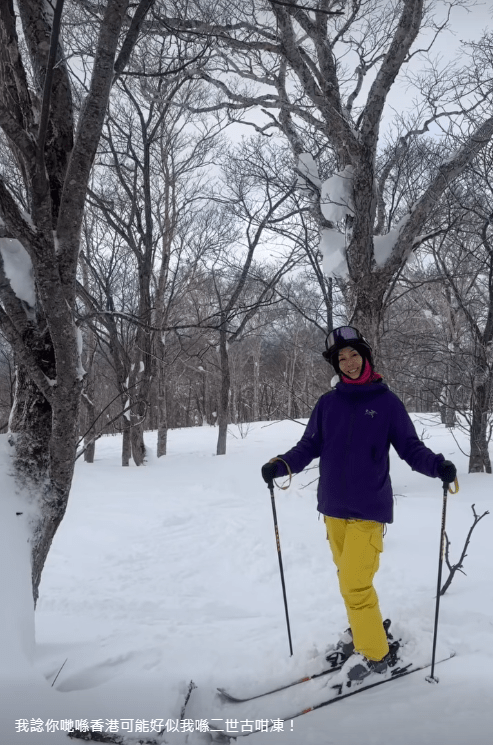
[426, 477, 459, 684]
[267, 458, 293, 657]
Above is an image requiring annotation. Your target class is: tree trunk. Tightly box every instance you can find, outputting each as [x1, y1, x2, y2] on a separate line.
[440, 364, 457, 429]
[469, 375, 492, 473]
[157, 354, 168, 457]
[83, 399, 96, 464]
[252, 342, 261, 422]
[349, 272, 388, 376]
[82, 331, 97, 463]
[121, 399, 131, 467]
[127, 346, 151, 466]
[216, 326, 230, 455]
[10, 355, 81, 605]
[230, 366, 237, 425]
[130, 419, 146, 466]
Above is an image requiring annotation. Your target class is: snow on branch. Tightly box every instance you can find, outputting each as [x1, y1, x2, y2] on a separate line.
[296, 152, 321, 194]
[320, 166, 354, 223]
[0, 238, 36, 307]
[373, 215, 410, 267]
[319, 228, 347, 277]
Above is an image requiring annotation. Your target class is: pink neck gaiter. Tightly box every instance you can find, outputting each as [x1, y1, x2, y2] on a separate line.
[341, 357, 383, 386]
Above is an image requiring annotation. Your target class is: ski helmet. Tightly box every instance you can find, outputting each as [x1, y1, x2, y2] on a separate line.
[322, 326, 373, 372]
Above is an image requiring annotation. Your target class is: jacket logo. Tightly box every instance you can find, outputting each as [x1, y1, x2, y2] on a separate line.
[365, 409, 377, 418]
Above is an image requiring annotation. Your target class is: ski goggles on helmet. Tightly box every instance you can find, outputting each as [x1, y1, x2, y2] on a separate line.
[323, 326, 371, 359]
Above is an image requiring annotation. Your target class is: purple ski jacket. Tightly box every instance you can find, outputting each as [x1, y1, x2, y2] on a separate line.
[275, 381, 445, 524]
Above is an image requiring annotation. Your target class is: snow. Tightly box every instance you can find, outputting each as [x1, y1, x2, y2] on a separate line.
[320, 167, 354, 223]
[374, 215, 410, 267]
[76, 326, 86, 381]
[296, 154, 321, 193]
[0, 238, 36, 307]
[0, 438, 36, 678]
[319, 228, 348, 277]
[1, 415, 493, 744]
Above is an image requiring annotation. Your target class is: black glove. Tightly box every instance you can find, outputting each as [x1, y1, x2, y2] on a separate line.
[437, 460, 457, 484]
[261, 461, 279, 486]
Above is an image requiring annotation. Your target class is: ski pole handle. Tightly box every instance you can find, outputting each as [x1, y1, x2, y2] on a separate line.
[270, 457, 292, 491]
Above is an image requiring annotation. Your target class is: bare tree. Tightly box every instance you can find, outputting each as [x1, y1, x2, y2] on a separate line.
[430, 148, 493, 473]
[0, 0, 156, 603]
[208, 143, 302, 454]
[154, 1, 493, 364]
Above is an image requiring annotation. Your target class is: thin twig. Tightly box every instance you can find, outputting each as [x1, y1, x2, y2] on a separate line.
[441, 503, 489, 595]
[51, 657, 68, 687]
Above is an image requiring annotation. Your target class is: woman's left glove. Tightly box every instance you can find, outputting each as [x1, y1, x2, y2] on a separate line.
[437, 460, 457, 484]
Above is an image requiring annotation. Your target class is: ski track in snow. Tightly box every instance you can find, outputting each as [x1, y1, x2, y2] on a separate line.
[1, 418, 492, 744]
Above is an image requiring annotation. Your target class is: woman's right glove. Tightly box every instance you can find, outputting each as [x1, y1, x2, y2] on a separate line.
[261, 461, 279, 486]
[437, 460, 457, 484]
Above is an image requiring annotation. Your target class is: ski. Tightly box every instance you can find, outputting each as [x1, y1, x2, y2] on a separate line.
[214, 653, 455, 741]
[291, 653, 456, 718]
[217, 619, 395, 704]
[217, 656, 345, 703]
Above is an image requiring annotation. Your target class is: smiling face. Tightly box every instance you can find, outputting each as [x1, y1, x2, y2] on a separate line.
[338, 346, 364, 379]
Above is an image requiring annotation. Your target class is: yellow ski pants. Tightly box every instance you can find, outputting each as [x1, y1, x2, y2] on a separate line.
[324, 516, 389, 662]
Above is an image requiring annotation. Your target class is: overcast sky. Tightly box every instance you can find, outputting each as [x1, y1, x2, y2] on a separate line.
[381, 0, 493, 129]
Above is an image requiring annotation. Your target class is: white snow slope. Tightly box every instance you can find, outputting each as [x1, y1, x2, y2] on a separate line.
[1, 415, 492, 745]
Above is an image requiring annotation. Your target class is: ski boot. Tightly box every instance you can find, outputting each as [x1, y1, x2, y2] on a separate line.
[325, 618, 394, 668]
[341, 639, 401, 685]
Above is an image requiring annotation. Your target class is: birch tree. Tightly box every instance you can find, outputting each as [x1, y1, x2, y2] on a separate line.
[0, 0, 156, 603]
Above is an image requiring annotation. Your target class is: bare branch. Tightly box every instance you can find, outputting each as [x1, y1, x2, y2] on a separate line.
[360, 0, 424, 147]
[269, 0, 344, 16]
[113, 0, 156, 80]
[441, 503, 489, 595]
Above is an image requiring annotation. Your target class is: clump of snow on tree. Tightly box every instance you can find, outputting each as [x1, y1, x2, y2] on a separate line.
[373, 215, 410, 267]
[76, 326, 86, 381]
[0, 239, 36, 307]
[320, 228, 348, 277]
[296, 153, 321, 193]
[320, 166, 354, 223]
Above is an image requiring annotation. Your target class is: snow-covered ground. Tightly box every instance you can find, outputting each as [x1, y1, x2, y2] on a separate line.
[1, 414, 492, 744]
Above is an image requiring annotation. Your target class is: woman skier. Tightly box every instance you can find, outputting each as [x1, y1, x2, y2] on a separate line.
[261, 325, 457, 683]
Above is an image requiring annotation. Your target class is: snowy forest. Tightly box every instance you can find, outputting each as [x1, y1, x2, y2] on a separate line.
[2, 0, 493, 590]
[0, 3, 493, 741]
